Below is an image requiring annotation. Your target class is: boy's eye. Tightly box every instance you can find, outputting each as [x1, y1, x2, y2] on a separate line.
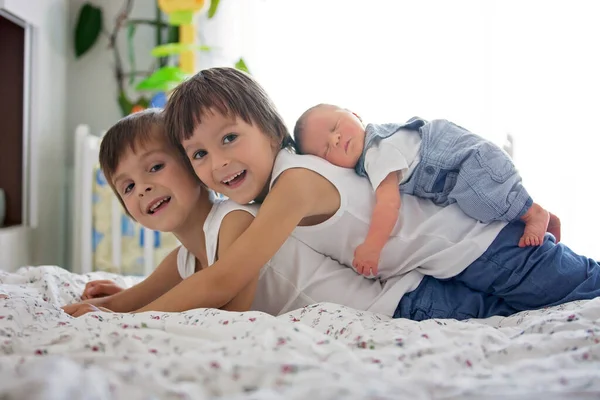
[192, 150, 207, 160]
[149, 163, 164, 173]
[123, 183, 134, 194]
[223, 133, 238, 144]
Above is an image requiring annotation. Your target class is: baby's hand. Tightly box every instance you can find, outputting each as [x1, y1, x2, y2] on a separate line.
[62, 302, 113, 317]
[81, 279, 124, 300]
[353, 243, 381, 276]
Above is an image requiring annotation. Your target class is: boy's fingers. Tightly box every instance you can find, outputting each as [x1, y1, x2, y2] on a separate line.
[90, 283, 120, 296]
[61, 304, 79, 316]
[86, 279, 112, 288]
[63, 303, 101, 317]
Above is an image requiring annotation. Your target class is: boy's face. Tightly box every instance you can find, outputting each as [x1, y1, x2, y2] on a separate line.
[181, 109, 278, 204]
[300, 106, 365, 168]
[112, 138, 201, 232]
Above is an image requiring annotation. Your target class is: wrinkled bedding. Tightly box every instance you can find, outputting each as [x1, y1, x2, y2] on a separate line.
[0, 266, 599, 399]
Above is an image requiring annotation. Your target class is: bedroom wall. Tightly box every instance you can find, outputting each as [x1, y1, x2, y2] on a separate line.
[30, 0, 69, 267]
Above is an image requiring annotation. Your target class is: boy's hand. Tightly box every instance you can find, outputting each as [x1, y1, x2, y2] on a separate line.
[353, 242, 381, 276]
[62, 302, 113, 317]
[81, 279, 124, 300]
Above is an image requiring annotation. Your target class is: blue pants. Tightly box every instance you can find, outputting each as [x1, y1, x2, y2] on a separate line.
[394, 221, 600, 320]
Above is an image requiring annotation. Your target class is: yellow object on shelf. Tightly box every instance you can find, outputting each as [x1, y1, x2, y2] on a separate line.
[158, 0, 205, 14]
[158, 0, 206, 74]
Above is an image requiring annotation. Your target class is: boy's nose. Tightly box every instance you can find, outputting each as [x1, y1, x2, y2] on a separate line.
[212, 155, 229, 171]
[138, 185, 153, 197]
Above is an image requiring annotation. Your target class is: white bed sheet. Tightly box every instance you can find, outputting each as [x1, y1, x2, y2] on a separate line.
[0, 266, 599, 399]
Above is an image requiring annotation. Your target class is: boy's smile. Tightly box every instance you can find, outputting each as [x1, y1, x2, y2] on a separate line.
[146, 195, 171, 215]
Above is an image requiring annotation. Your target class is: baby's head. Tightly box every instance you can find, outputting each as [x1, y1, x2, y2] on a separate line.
[294, 104, 365, 169]
[164, 67, 294, 204]
[99, 108, 202, 233]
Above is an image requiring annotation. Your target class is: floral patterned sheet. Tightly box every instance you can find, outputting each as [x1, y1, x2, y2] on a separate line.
[0, 266, 599, 400]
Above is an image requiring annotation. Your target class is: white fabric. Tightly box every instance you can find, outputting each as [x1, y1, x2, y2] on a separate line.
[176, 199, 255, 280]
[271, 150, 506, 285]
[363, 128, 422, 190]
[2, 266, 600, 400]
[178, 199, 391, 316]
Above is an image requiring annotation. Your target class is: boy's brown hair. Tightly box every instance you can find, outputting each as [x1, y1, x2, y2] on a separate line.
[164, 67, 295, 151]
[99, 108, 193, 217]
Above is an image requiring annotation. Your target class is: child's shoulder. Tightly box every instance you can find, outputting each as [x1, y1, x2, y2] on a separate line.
[273, 148, 339, 178]
[210, 198, 259, 221]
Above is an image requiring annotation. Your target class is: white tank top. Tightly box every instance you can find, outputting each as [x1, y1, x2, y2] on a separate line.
[176, 199, 406, 316]
[270, 149, 506, 280]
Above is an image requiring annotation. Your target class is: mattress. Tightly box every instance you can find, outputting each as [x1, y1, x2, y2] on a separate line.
[0, 266, 599, 399]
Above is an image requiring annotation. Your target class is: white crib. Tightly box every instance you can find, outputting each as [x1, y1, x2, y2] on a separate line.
[71, 125, 178, 275]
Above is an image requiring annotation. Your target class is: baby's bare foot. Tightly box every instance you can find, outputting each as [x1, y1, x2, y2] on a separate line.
[547, 212, 561, 243]
[519, 203, 550, 247]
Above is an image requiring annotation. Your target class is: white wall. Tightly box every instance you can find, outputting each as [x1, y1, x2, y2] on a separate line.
[30, 0, 69, 266]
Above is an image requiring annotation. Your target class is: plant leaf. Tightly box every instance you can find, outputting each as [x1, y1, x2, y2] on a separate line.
[151, 43, 211, 57]
[118, 91, 133, 116]
[74, 3, 103, 58]
[208, 0, 220, 19]
[135, 66, 189, 92]
[127, 24, 136, 85]
[235, 58, 249, 74]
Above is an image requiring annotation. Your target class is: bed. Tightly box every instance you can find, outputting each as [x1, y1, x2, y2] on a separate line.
[3, 125, 597, 398]
[0, 266, 599, 399]
[71, 125, 179, 276]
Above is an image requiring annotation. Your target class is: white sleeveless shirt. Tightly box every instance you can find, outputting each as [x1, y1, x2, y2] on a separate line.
[176, 199, 407, 316]
[271, 150, 506, 281]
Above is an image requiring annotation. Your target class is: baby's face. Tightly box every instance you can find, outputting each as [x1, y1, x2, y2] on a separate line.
[300, 106, 365, 168]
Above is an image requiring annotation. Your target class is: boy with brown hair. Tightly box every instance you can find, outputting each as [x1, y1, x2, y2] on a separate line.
[64, 108, 257, 315]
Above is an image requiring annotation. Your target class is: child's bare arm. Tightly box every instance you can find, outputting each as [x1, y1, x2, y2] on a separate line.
[353, 172, 400, 275]
[63, 247, 183, 315]
[134, 168, 340, 313]
[216, 211, 260, 312]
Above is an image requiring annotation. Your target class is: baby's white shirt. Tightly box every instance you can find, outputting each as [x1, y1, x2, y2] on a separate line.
[363, 129, 422, 190]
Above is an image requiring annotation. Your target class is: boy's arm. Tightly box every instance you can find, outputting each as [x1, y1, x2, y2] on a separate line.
[364, 172, 401, 250]
[134, 168, 340, 313]
[216, 211, 260, 312]
[65, 247, 183, 314]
